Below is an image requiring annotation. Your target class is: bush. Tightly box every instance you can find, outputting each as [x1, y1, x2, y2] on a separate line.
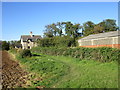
[19, 49, 32, 58]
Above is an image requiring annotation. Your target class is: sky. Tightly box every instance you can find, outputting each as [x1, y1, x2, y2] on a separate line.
[2, 2, 118, 41]
[2, 0, 120, 2]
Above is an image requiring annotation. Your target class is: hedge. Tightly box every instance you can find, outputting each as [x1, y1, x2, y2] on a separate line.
[31, 47, 120, 62]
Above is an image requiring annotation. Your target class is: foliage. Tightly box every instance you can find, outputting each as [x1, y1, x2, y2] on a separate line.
[82, 21, 95, 36]
[93, 19, 118, 34]
[44, 22, 64, 37]
[2, 40, 21, 50]
[19, 49, 32, 58]
[42, 19, 118, 48]
[8, 40, 21, 49]
[43, 19, 118, 39]
[2, 41, 10, 50]
[37, 36, 77, 47]
[82, 19, 118, 36]
[31, 47, 120, 62]
[62, 22, 82, 38]
[103, 19, 118, 32]
[44, 21, 82, 38]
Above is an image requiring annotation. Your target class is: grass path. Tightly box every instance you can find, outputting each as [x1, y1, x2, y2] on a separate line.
[50, 56, 118, 88]
[50, 56, 80, 88]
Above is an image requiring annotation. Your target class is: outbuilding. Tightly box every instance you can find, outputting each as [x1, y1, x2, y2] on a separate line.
[78, 31, 120, 49]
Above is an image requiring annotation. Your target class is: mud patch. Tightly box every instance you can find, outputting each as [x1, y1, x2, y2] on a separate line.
[2, 51, 29, 88]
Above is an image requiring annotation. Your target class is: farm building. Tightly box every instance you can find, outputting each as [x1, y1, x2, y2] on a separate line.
[20, 32, 42, 49]
[78, 30, 120, 49]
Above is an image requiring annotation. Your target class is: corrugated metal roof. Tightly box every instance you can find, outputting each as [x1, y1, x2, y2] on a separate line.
[21, 35, 42, 42]
[79, 31, 120, 40]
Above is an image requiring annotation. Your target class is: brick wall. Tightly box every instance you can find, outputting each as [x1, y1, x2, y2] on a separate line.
[80, 44, 120, 49]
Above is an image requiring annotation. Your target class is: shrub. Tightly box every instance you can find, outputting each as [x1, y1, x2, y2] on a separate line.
[19, 49, 32, 58]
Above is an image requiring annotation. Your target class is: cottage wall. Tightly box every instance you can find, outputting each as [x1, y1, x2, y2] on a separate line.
[21, 42, 28, 49]
[28, 40, 36, 49]
[21, 41, 36, 49]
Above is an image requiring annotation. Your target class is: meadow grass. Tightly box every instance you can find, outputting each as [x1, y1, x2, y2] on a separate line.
[16, 53, 118, 88]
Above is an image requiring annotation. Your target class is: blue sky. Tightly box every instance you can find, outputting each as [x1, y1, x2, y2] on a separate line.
[2, 2, 118, 41]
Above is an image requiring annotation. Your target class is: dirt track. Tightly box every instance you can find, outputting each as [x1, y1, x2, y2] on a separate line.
[1, 51, 28, 88]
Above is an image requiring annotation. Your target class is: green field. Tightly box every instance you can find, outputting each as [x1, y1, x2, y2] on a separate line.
[16, 53, 118, 88]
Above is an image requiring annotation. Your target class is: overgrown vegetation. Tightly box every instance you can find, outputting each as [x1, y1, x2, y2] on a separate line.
[2, 41, 10, 50]
[1, 40, 21, 51]
[19, 49, 32, 58]
[43, 19, 118, 38]
[37, 36, 77, 47]
[9, 49, 118, 88]
[31, 47, 120, 62]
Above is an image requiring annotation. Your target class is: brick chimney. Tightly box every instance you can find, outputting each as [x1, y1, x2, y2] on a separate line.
[30, 31, 33, 37]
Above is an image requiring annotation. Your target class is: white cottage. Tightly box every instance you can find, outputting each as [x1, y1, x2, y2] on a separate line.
[20, 32, 41, 49]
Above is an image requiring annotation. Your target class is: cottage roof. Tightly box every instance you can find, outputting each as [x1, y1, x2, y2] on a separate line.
[21, 35, 42, 42]
[79, 31, 120, 41]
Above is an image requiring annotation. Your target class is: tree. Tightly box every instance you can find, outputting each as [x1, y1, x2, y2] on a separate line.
[72, 24, 82, 38]
[44, 25, 54, 37]
[82, 21, 95, 36]
[44, 23, 60, 37]
[62, 22, 82, 38]
[93, 19, 118, 34]
[94, 23, 104, 34]
[51, 23, 58, 36]
[8, 40, 21, 49]
[56, 22, 63, 36]
[2, 41, 10, 50]
[103, 19, 118, 32]
[62, 21, 73, 36]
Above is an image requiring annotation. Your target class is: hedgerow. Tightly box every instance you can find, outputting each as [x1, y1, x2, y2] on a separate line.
[31, 47, 120, 62]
